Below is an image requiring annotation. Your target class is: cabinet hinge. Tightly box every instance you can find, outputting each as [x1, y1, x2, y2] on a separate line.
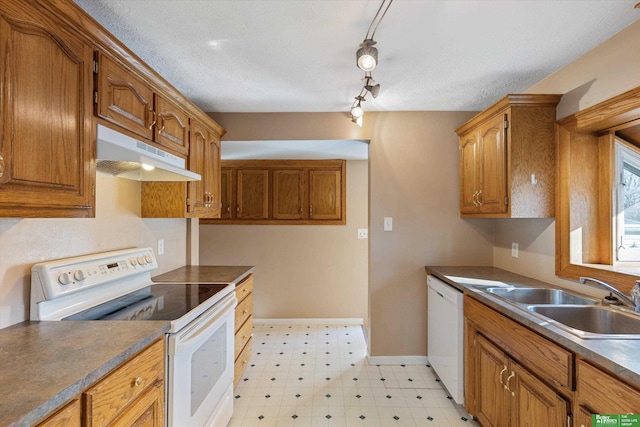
[93, 91, 98, 104]
[93, 60, 98, 74]
[503, 114, 509, 129]
[566, 414, 571, 427]
[505, 196, 509, 206]
[92, 185, 95, 197]
[186, 197, 191, 206]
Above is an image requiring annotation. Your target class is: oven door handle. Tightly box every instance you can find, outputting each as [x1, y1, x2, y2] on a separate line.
[169, 293, 237, 356]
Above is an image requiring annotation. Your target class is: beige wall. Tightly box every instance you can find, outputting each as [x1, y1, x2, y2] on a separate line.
[0, 173, 188, 328]
[200, 160, 369, 320]
[494, 19, 640, 290]
[207, 111, 495, 357]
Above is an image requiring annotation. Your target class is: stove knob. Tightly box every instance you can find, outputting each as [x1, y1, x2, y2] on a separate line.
[144, 254, 153, 264]
[130, 258, 138, 266]
[137, 256, 146, 265]
[74, 270, 87, 281]
[57, 272, 72, 285]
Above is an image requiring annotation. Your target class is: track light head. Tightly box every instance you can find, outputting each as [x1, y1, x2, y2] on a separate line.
[363, 75, 381, 98]
[356, 39, 378, 72]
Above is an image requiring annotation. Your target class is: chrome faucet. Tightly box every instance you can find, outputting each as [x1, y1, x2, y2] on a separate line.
[579, 277, 640, 312]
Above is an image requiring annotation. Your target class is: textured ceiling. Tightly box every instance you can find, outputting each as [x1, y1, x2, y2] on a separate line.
[73, 0, 639, 114]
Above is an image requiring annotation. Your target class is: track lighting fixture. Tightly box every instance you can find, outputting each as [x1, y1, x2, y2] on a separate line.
[348, 0, 393, 125]
[357, 40, 378, 72]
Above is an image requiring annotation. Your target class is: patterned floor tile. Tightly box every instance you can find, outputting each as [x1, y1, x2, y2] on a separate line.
[231, 324, 479, 427]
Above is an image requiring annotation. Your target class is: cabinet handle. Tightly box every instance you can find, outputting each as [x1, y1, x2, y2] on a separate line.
[236, 205, 240, 213]
[310, 205, 313, 217]
[243, 309, 248, 314]
[472, 191, 479, 207]
[227, 205, 231, 213]
[148, 109, 156, 129]
[0, 154, 4, 178]
[477, 190, 483, 206]
[158, 125, 165, 135]
[133, 376, 142, 387]
[499, 366, 507, 387]
[505, 371, 515, 396]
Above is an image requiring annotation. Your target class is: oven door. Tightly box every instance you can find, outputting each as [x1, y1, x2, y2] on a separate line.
[167, 291, 236, 427]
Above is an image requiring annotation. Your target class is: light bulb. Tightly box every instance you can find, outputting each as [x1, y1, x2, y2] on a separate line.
[351, 105, 364, 119]
[356, 42, 378, 72]
[141, 163, 155, 171]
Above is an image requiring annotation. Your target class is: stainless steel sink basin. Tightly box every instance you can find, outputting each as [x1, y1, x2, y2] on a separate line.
[485, 287, 599, 305]
[528, 305, 640, 339]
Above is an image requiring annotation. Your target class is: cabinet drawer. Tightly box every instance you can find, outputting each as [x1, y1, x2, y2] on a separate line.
[235, 274, 254, 303]
[234, 337, 253, 386]
[577, 359, 640, 413]
[465, 296, 573, 389]
[235, 316, 253, 360]
[84, 339, 164, 426]
[235, 292, 253, 332]
[36, 399, 81, 427]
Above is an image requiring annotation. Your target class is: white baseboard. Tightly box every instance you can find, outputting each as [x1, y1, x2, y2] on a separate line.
[253, 318, 364, 326]
[366, 355, 429, 366]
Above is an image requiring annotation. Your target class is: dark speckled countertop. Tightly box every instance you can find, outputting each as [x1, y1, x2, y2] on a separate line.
[426, 266, 640, 388]
[0, 321, 169, 427]
[152, 265, 254, 284]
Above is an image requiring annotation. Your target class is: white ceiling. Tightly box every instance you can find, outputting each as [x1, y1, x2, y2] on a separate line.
[73, 0, 639, 114]
[73, 0, 638, 160]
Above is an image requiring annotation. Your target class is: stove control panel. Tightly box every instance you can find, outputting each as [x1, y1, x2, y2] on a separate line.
[31, 247, 158, 302]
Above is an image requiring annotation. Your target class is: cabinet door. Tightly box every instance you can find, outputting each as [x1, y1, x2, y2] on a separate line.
[478, 114, 508, 214]
[205, 131, 222, 218]
[237, 169, 269, 219]
[96, 53, 154, 141]
[108, 379, 164, 427]
[220, 168, 234, 219]
[512, 362, 568, 427]
[0, 6, 94, 217]
[187, 120, 207, 216]
[476, 334, 510, 427]
[460, 132, 480, 214]
[155, 95, 189, 156]
[273, 169, 306, 220]
[309, 169, 342, 220]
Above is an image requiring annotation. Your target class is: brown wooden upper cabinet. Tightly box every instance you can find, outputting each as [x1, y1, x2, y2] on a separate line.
[141, 118, 223, 219]
[95, 53, 189, 157]
[236, 169, 270, 220]
[186, 120, 221, 217]
[0, 1, 95, 218]
[455, 94, 561, 218]
[204, 160, 346, 225]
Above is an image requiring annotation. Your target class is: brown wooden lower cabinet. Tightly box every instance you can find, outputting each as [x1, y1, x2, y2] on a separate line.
[464, 294, 640, 427]
[475, 334, 569, 427]
[36, 399, 81, 427]
[35, 339, 165, 427]
[575, 359, 640, 427]
[234, 274, 254, 385]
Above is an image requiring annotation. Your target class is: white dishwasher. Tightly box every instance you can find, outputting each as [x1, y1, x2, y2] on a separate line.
[427, 275, 464, 404]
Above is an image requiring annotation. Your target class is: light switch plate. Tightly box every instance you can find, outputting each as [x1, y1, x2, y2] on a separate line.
[511, 242, 519, 258]
[384, 217, 393, 231]
[158, 239, 165, 255]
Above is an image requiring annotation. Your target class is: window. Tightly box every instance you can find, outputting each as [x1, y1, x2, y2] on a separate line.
[615, 140, 640, 262]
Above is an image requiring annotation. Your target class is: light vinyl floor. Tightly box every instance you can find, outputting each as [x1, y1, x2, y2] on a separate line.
[229, 323, 480, 427]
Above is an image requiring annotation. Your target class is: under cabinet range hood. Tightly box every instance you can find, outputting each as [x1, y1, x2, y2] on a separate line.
[96, 124, 200, 182]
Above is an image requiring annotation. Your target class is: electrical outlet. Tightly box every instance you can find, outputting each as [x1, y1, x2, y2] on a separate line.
[511, 242, 519, 258]
[357, 229, 368, 239]
[158, 239, 165, 255]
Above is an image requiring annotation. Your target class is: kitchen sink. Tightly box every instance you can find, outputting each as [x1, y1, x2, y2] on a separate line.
[528, 305, 640, 339]
[484, 287, 599, 305]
